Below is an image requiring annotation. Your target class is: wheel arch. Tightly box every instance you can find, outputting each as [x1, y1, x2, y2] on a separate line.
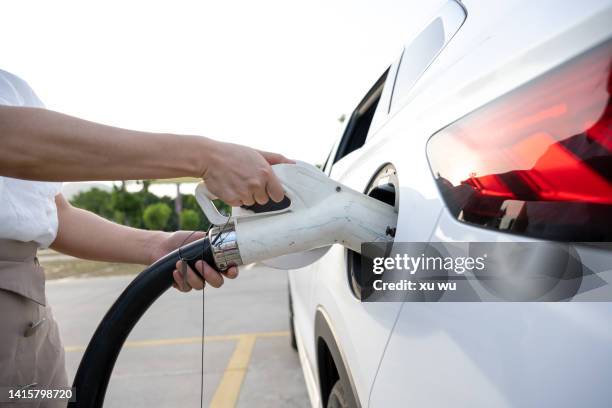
[315, 307, 361, 408]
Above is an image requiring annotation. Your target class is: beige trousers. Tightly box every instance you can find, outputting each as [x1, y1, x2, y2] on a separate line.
[0, 240, 68, 408]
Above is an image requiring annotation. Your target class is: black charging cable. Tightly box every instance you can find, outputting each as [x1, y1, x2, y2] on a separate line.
[69, 236, 218, 408]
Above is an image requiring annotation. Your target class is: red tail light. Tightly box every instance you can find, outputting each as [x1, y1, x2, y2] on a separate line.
[427, 40, 612, 241]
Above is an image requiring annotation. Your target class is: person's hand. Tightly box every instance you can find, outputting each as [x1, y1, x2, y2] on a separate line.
[149, 231, 239, 292]
[202, 142, 294, 207]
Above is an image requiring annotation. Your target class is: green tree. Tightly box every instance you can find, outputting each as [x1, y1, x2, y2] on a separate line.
[143, 202, 172, 230]
[111, 187, 145, 227]
[181, 194, 232, 231]
[179, 209, 200, 230]
[182, 194, 200, 212]
[70, 188, 114, 220]
[113, 210, 125, 225]
[139, 179, 152, 193]
[161, 195, 179, 230]
[137, 190, 160, 208]
[214, 199, 231, 216]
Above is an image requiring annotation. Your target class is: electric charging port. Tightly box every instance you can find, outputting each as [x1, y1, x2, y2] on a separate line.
[347, 163, 398, 300]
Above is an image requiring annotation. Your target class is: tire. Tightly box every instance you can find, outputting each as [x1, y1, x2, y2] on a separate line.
[326, 380, 349, 408]
[288, 283, 297, 351]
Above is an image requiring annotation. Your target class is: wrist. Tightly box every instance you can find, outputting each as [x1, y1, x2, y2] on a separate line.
[145, 230, 171, 265]
[194, 136, 222, 179]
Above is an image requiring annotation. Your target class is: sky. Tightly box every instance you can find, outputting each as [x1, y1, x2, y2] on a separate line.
[3, 0, 445, 194]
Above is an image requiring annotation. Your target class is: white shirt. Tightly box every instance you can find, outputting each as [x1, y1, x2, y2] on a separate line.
[0, 70, 62, 248]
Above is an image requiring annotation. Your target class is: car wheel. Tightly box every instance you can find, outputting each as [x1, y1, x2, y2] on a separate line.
[327, 380, 349, 408]
[288, 283, 297, 351]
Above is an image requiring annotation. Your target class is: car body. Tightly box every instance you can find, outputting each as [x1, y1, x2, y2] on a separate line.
[288, 0, 612, 407]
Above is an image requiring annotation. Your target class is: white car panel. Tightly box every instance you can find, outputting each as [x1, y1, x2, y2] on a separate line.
[369, 302, 612, 407]
[290, 0, 612, 406]
[369, 0, 612, 407]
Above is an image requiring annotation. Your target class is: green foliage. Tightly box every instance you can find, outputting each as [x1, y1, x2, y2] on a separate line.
[71, 188, 114, 219]
[213, 199, 231, 216]
[112, 210, 125, 225]
[143, 203, 172, 231]
[139, 190, 160, 208]
[181, 194, 231, 231]
[70, 184, 234, 232]
[139, 179, 152, 192]
[111, 187, 144, 227]
[182, 194, 200, 212]
[179, 209, 200, 230]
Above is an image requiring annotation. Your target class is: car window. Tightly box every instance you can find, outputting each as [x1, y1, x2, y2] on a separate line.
[389, 0, 466, 113]
[333, 69, 388, 164]
[389, 18, 444, 112]
[322, 145, 333, 175]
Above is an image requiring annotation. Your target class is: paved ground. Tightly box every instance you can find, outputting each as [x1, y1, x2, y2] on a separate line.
[46, 264, 310, 407]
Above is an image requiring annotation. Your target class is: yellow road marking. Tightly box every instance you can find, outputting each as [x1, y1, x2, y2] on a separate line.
[65, 331, 288, 406]
[64, 330, 289, 352]
[210, 334, 257, 408]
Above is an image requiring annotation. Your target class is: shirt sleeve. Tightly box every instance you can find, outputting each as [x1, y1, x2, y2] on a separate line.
[0, 69, 45, 108]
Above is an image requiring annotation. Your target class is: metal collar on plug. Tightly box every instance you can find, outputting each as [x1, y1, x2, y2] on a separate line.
[207, 224, 243, 271]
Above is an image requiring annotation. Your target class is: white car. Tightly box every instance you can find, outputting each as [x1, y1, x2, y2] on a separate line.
[288, 0, 612, 407]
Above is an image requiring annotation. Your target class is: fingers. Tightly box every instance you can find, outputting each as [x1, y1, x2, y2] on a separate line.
[172, 260, 237, 292]
[245, 165, 282, 205]
[257, 150, 295, 165]
[266, 173, 286, 203]
[223, 266, 239, 279]
[203, 143, 292, 206]
[241, 194, 255, 207]
[173, 261, 206, 291]
[172, 269, 192, 292]
[196, 260, 225, 288]
[187, 267, 205, 290]
[253, 184, 270, 205]
[257, 151, 292, 203]
[225, 197, 243, 208]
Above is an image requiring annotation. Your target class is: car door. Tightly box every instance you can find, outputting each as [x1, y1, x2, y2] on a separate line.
[289, 67, 399, 407]
[290, 1, 467, 405]
[309, 67, 405, 407]
[308, 1, 467, 403]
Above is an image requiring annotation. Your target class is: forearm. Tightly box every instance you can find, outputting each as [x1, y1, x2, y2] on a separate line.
[51, 194, 166, 265]
[0, 106, 214, 181]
